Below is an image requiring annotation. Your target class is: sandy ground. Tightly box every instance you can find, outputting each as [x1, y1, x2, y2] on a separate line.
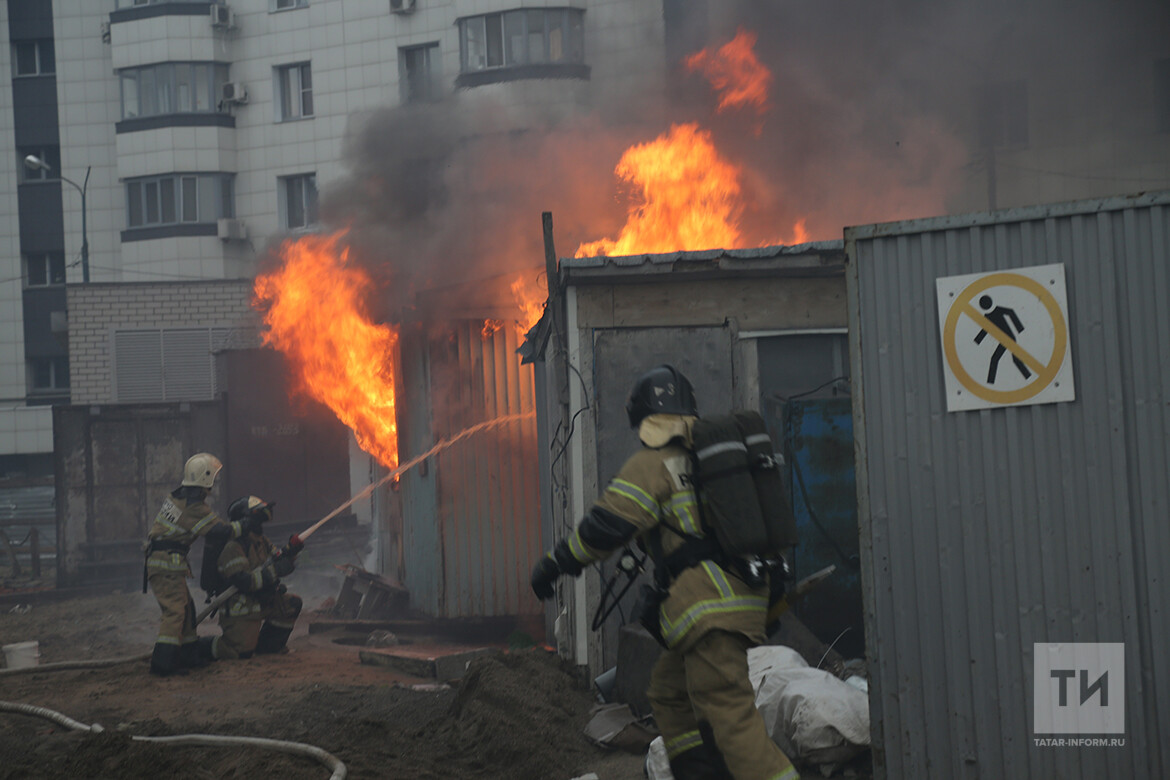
[0, 590, 647, 780]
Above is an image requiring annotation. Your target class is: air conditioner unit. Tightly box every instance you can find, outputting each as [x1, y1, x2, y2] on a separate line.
[221, 82, 248, 104]
[390, 0, 416, 15]
[210, 4, 234, 28]
[100, 21, 111, 44]
[217, 218, 248, 241]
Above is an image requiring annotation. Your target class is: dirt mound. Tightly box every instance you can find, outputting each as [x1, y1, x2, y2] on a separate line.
[431, 650, 597, 777]
[1, 593, 645, 780]
[302, 650, 607, 780]
[0, 653, 620, 780]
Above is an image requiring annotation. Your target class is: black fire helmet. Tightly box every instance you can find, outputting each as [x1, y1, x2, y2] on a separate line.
[228, 495, 275, 526]
[625, 364, 698, 428]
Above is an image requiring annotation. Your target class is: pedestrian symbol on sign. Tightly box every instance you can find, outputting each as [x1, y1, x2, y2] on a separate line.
[973, 294, 1031, 384]
[935, 264, 1075, 412]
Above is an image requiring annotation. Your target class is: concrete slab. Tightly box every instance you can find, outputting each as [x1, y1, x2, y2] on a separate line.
[359, 644, 498, 680]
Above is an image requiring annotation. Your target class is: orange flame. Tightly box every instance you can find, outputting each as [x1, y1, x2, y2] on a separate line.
[253, 232, 400, 469]
[575, 123, 743, 257]
[684, 28, 772, 117]
[786, 219, 809, 245]
[511, 273, 546, 334]
[481, 272, 546, 339]
[482, 319, 504, 339]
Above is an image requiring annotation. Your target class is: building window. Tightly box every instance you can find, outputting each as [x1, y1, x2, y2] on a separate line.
[125, 174, 235, 229]
[12, 40, 55, 76]
[119, 62, 230, 119]
[458, 8, 584, 73]
[279, 174, 318, 229]
[1156, 59, 1170, 133]
[273, 0, 308, 9]
[400, 43, 441, 103]
[18, 147, 60, 182]
[114, 328, 229, 403]
[28, 357, 70, 394]
[276, 63, 313, 120]
[25, 253, 66, 287]
[976, 80, 1028, 149]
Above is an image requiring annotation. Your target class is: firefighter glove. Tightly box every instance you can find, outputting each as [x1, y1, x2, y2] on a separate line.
[285, 534, 305, 557]
[530, 554, 561, 601]
[273, 554, 295, 578]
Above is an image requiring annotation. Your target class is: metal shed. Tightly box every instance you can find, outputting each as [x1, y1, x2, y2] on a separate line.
[531, 239, 852, 671]
[391, 280, 543, 624]
[846, 192, 1169, 779]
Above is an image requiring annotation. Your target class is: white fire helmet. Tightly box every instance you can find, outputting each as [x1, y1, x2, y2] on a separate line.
[182, 452, 223, 489]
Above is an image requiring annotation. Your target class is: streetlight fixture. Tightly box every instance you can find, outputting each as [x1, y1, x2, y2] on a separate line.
[24, 154, 90, 283]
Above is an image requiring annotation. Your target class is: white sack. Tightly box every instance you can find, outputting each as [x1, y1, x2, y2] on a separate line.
[747, 646, 870, 770]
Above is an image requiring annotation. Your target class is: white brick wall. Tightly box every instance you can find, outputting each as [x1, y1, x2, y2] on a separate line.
[4, 0, 666, 457]
[66, 279, 263, 404]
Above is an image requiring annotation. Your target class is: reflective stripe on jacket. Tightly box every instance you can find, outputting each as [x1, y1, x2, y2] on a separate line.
[575, 441, 768, 654]
[218, 533, 279, 617]
[145, 493, 236, 573]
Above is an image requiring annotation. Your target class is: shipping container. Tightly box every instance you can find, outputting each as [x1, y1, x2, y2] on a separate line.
[846, 191, 1170, 779]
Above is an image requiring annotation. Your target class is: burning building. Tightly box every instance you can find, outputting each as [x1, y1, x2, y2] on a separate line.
[36, 2, 1170, 646]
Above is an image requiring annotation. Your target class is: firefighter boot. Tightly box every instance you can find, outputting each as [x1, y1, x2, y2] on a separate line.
[178, 641, 209, 669]
[149, 643, 188, 677]
[196, 636, 217, 664]
[669, 745, 734, 780]
[668, 722, 733, 780]
[254, 622, 293, 655]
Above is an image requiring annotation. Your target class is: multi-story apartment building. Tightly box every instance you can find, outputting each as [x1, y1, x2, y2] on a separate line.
[3, 0, 1169, 485]
[1, 0, 681, 485]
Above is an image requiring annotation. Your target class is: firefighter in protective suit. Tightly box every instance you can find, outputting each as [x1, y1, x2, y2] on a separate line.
[144, 452, 250, 676]
[530, 365, 799, 780]
[209, 496, 304, 659]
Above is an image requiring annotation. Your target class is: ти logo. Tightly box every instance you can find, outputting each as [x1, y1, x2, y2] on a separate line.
[1034, 643, 1125, 735]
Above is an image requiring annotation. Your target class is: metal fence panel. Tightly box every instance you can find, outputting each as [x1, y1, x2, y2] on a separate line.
[847, 193, 1170, 779]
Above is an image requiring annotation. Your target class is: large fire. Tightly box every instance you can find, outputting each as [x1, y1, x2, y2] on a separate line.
[575, 31, 810, 257]
[684, 28, 772, 117]
[253, 232, 400, 469]
[575, 122, 743, 257]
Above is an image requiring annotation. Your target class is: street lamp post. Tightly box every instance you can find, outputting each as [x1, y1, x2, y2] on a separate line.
[24, 154, 90, 283]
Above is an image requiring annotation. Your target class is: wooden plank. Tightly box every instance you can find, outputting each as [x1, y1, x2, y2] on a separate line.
[609, 277, 847, 330]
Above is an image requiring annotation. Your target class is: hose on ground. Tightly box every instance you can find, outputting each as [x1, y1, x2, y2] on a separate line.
[0, 700, 347, 780]
[131, 734, 347, 779]
[0, 700, 104, 733]
[0, 652, 151, 677]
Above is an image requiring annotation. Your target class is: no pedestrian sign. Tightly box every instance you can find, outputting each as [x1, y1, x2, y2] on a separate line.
[936, 264, 1075, 412]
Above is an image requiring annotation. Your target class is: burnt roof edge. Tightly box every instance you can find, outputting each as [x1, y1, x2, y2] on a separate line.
[559, 241, 846, 284]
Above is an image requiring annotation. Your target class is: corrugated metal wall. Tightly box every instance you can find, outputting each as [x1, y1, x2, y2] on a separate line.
[846, 192, 1170, 779]
[401, 321, 541, 619]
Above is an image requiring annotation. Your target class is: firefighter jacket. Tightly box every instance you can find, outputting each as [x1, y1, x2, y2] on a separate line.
[217, 533, 283, 619]
[145, 490, 241, 576]
[549, 414, 769, 655]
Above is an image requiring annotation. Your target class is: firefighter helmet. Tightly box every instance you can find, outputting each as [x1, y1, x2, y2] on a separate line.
[625, 364, 698, 428]
[229, 495, 274, 525]
[181, 452, 223, 489]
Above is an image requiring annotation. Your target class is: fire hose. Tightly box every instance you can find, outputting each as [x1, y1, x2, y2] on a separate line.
[0, 700, 346, 780]
[196, 411, 533, 626]
[1, 417, 533, 773]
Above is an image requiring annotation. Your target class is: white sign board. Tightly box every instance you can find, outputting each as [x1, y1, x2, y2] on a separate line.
[936, 263, 1074, 412]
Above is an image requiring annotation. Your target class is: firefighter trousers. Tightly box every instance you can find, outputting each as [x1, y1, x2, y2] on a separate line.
[213, 592, 302, 660]
[148, 570, 198, 647]
[647, 629, 799, 780]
